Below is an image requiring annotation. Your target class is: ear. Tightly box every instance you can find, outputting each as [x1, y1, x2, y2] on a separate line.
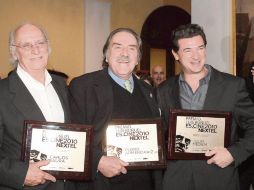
[105, 51, 109, 62]
[172, 50, 179, 61]
[10, 46, 18, 60]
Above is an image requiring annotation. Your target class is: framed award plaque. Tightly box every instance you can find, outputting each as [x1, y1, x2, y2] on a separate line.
[21, 120, 93, 180]
[103, 118, 166, 169]
[168, 109, 232, 160]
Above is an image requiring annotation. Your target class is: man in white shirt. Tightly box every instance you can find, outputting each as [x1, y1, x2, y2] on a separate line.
[0, 23, 72, 190]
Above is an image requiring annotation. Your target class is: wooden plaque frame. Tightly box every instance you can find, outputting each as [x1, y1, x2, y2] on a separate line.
[104, 118, 166, 169]
[21, 120, 93, 180]
[168, 109, 231, 160]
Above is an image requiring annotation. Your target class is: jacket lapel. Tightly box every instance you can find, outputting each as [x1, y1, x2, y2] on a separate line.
[9, 72, 45, 121]
[172, 76, 181, 109]
[203, 68, 224, 110]
[135, 75, 160, 117]
[94, 69, 114, 121]
[51, 78, 70, 122]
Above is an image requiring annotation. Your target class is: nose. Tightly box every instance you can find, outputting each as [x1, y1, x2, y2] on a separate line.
[121, 47, 128, 56]
[191, 49, 199, 59]
[31, 45, 40, 54]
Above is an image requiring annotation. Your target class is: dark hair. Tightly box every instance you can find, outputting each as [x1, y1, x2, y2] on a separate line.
[102, 28, 142, 68]
[171, 24, 207, 52]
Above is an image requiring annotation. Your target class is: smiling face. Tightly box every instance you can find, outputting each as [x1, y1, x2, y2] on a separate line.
[172, 35, 206, 75]
[106, 31, 139, 80]
[11, 24, 49, 74]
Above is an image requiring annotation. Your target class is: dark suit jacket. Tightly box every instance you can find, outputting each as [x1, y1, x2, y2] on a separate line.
[157, 66, 254, 190]
[0, 71, 72, 190]
[69, 68, 162, 190]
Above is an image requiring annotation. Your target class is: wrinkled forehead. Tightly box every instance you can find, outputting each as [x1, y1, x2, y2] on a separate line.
[153, 66, 164, 72]
[15, 24, 45, 43]
[110, 31, 138, 46]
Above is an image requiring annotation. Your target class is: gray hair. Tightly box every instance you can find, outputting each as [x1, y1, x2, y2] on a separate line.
[9, 22, 51, 67]
[102, 28, 142, 68]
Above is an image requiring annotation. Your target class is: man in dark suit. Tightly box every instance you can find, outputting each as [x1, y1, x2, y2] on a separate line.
[157, 24, 254, 190]
[0, 23, 73, 190]
[69, 28, 162, 190]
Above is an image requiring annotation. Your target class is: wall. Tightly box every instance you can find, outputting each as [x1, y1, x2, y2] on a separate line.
[163, 0, 191, 13]
[0, 0, 192, 79]
[110, 0, 163, 33]
[111, 0, 190, 33]
[0, 0, 84, 81]
[192, 0, 233, 74]
[237, 0, 254, 76]
[150, 49, 166, 73]
[84, 0, 111, 73]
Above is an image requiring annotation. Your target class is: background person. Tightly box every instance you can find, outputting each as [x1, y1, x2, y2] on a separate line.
[151, 65, 165, 87]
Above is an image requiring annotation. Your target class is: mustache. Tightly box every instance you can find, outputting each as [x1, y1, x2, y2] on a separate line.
[116, 56, 129, 62]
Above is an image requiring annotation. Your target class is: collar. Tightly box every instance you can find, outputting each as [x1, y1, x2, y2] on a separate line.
[17, 65, 52, 88]
[108, 67, 134, 88]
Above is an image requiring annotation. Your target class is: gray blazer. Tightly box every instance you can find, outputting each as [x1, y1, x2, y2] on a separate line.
[0, 71, 71, 190]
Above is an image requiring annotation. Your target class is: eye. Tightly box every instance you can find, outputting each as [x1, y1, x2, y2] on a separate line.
[113, 45, 122, 49]
[183, 49, 191, 53]
[199, 45, 205, 50]
[129, 46, 136, 51]
[37, 41, 46, 45]
[21, 43, 32, 49]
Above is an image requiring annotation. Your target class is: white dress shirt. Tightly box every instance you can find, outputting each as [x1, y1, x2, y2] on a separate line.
[17, 65, 65, 122]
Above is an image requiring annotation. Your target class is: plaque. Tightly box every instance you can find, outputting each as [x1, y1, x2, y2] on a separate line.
[21, 120, 93, 180]
[103, 118, 166, 169]
[168, 109, 232, 160]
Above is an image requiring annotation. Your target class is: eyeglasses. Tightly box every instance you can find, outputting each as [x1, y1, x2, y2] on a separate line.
[12, 41, 48, 51]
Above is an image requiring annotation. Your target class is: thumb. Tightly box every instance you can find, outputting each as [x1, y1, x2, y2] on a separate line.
[119, 159, 129, 166]
[207, 157, 214, 165]
[205, 149, 216, 157]
[33, 160, 50, 168]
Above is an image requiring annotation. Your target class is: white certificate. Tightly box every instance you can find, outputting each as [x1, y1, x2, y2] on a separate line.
[106, 124, 159, 162]
[175, 116, 225, 153]
[30, 128, 86, 172]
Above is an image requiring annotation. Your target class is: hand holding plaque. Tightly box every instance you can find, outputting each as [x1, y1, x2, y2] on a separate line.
[21, 120, 93, 180]
[103, 118, 166, 169]
[168, 109, 232, 160]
